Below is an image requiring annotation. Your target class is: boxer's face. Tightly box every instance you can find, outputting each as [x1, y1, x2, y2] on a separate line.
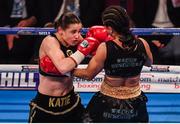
[62, 23, 82, 46]
[105, 26, 117, 38]
[105, 26, 113, 36]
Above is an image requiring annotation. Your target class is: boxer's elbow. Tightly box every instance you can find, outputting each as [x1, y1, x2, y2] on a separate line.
[73, 69, 96, 80]
[57, 65, 73, 75]
[144, 58, 153, 67]
[84, 76, 94, 81]
[79, 72, 95, 81]
[84, 73, 96, 80]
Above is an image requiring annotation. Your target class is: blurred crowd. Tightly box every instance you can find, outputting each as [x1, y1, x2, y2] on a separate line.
[0, 0, 180, 65]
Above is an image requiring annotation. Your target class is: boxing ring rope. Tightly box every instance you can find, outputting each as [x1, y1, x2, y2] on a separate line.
[0, 27, 180, 35]
[0, 27, 180, 93]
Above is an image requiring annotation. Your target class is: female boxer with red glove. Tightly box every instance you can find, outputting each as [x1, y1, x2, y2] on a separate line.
[28, 12, 100, 123]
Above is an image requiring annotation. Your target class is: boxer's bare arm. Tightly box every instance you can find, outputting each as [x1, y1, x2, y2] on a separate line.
[41, 35, 102, 75]
[41, 36, 76, 74]
[139, 38, 153, 67]
[73, 43, 106, 80]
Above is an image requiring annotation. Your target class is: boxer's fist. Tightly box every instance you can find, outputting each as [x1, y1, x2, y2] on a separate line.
[77, 37, 100, 56]
[86, 26, 113, 42]
[70, 37, 100, 65]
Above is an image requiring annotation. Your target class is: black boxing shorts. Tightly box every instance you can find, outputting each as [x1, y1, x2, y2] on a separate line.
[28, 89, 85, 123]
[86, 91, 149, 123]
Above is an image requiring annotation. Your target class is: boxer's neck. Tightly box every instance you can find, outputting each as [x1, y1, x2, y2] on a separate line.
[55, 33, 69, 47]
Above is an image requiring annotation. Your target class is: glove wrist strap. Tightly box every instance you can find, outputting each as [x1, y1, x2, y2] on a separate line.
[69, 50, 85, 65]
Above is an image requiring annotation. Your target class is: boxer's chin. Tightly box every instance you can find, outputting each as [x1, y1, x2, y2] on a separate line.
[71, 40, 79, 46]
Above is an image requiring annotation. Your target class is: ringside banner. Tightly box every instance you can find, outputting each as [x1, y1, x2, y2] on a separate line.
[0, 65, 180, 93]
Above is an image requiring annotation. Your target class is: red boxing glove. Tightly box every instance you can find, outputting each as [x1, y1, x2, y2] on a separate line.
[40, 56, 70, 76]
[40, 56, 59, 74]
[70, 37, 100, 65]
[77, 37, 100, 56]
[86, 25, 113, 43]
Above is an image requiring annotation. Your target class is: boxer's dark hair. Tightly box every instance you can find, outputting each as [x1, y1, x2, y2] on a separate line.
[102, 5, 136, 49]
[54, 12, 81, 29]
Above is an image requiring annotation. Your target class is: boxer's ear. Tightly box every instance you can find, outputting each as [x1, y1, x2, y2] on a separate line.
[57, 27, 64, 36]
